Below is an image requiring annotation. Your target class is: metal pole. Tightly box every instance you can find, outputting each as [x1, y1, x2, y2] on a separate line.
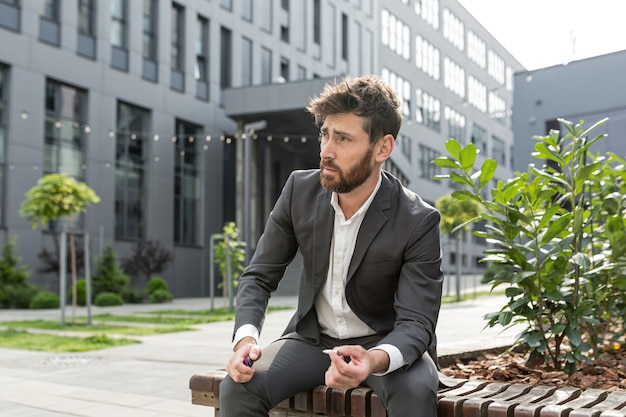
[243, 131, 251, 264]
[209, 235, 216, 311]
[59, 227, 67, 326]
[84, 233, 92, 325]
[225, 235, 234, 311]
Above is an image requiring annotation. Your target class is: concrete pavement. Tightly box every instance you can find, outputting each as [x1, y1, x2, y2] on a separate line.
[0, 293, 521, 417]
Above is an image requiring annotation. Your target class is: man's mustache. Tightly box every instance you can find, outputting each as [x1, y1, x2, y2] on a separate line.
[320, 160, 338, 170]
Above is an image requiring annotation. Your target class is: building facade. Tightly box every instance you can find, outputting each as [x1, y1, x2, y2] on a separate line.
[0, 0, 522, 298]
[513, 50, 626, 172]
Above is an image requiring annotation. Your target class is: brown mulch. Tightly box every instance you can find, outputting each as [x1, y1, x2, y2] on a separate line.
[440, 345, 626, 391]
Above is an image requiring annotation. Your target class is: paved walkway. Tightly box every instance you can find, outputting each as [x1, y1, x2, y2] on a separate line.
[0, 292, 521, 417]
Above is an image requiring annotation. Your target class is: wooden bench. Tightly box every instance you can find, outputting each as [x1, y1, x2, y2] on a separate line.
[189, 369, 626, 417]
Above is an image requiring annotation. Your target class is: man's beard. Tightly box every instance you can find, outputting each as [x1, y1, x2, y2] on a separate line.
[319, 146, 375, 193]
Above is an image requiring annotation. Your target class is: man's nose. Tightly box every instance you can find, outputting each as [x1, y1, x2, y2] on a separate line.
[320, 139, 335, 159]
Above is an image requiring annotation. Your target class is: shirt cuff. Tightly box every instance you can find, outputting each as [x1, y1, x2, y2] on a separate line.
[369, 344, 407, 376]
[233, 324, 259, 349]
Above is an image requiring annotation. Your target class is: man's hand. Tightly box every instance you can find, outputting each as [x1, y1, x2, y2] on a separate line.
[324, 345, 390, 389]
[226, 337, 261, 383]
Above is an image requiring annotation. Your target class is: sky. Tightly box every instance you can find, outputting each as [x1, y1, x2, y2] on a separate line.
[457, 0, 626, 70]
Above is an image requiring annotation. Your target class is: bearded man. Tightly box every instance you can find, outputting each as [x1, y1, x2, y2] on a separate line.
[218, 75, 445, 417]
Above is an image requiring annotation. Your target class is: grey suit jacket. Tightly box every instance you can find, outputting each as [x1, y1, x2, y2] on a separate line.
[234, 169, 444, 369]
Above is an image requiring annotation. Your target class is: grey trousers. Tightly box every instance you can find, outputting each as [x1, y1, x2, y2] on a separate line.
[218, 334, 439, 417]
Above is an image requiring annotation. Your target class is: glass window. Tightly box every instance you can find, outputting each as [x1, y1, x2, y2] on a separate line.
[415, 88, 441, 132]
[313, 0, 320, 44]
[444, 106, 466, 144]
[470, 123, 487, 155]
[44, 79, 87, 180]
[260, 0, 272, 32]
[443, 57, 465, 99]
[143, 0, 158, 60]
[261, 46, 271, 84]
[171, 3, 184, 71]
[241, 37, 252, 86]
[220, 26, 232, 89]
[115, 101, 149, 240]
[492, 135, 506, 165]
[0, 65, 7, 226]
[418, 144, 441, 182]
[78, 0, 96, 35]
[414, 0, 439, 30]
[415, 35, 440, 80]
[382, 68, 411, 118]
[174, 120, 202, 245]
[41, 0, 59, 20]
[443, 8, 464, 51]
[195, 16, 209, 81]
[241, 0, 252, 21]
[110, 0, 127, 48]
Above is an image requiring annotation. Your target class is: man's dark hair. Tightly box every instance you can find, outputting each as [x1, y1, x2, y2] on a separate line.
[306, 75, 403, 143]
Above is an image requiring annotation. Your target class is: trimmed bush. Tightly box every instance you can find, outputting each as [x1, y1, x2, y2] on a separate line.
[149, 288, 173, 304]
[92, 244, 130, 297]
[93, 292, 124, 307]
[146, 276, 168, 294]
[68, 279, 87, 306]
[29, 291, 60, 309]
[6, 284, 38, 309]
[121, 287, 146, 304]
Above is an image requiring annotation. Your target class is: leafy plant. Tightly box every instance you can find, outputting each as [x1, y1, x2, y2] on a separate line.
[146, 276, 173, 303]
[149, 289, 173, 304]
[213, 222, 246, 298]
[0, 236, 33, 308]
[433, 118, 626, 374]
[68, 278, 87, 306]
[122, 240, 174, 288]
[92, 244, 130, 298]
[94, 292, 124, 307]
[146, 276, 169, 294]
[30, 291, 60, 309]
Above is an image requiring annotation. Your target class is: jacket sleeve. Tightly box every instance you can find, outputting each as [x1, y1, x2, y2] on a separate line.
[231, 172, 300, 339]
[378, 208, 444, 368]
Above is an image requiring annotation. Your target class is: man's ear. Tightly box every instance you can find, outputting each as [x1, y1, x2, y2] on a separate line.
[375, 134, 395, 162]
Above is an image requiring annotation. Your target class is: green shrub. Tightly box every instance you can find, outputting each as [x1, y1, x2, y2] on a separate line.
[481, 263, 512, 284]
[149, 289, 173, 303]
[68, 278, 87, 306]
[94, 292, 124, 307]
[434, 118, 626, 374]
[92, 244, 129, 297]
[0, 236, 32, 308]
[29, 291, 60, 309]
[121, 287, 146, 304]
[5, 284, 38, 309]
[146, 276, 168, 294]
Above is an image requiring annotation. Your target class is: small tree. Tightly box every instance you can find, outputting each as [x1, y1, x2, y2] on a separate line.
[121, 240, 174, 288]
[92, 244, 130, 298]
[435, 194, 482, 301]
[213, 222, 246, 307]
[20, 173, 100, 324]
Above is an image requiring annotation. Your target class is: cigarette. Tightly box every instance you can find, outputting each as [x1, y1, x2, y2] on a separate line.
[322, 349, 336, 354]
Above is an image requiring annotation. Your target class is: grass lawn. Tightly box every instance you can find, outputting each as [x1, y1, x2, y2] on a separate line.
[0, 305, 291, 352]
[0, 329, 139, 352]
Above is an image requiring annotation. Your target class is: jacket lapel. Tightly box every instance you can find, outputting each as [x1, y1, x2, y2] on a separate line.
[347, 176, 391, 281]
[312, 189, 334, 290]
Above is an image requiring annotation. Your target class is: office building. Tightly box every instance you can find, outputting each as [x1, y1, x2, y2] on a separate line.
[0, 0, 522, 297]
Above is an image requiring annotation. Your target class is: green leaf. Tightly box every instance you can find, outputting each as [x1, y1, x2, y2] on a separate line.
[459, 143, 477, 170]
[432, 157, 461, 169]
[445, 139, 463, 160]
[541, 213, 572, 244]
[478, 159, 497, 189]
